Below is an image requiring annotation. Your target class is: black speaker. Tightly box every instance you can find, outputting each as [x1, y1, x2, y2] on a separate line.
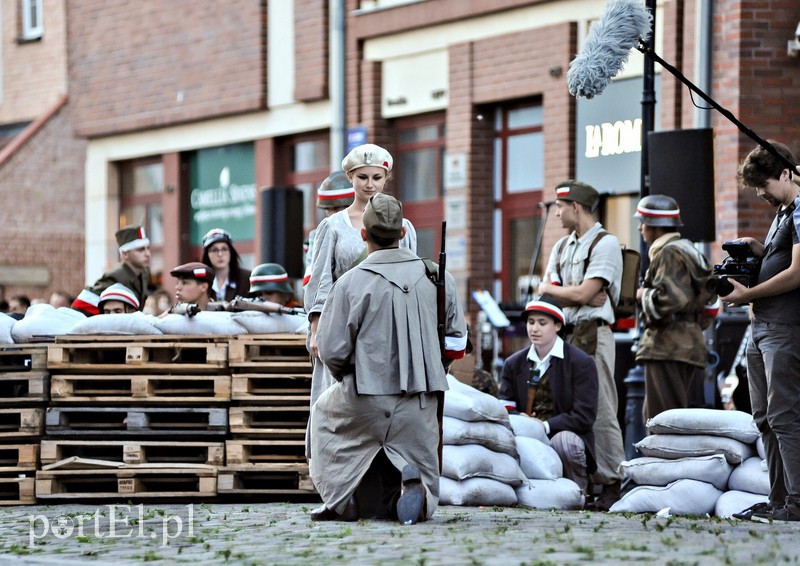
[260, 186, 304, 278]
[648, 128, 716, 242]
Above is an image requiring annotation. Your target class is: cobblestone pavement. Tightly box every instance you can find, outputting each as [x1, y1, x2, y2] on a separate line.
[0, 502, 797, 565]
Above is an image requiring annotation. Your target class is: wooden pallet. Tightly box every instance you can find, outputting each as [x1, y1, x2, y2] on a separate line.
[0, 371, 48, 403]
[0, 345, 48, 372]
[225, 439, 306, 465]
[50, 374, 231, 403]
[40, 440, 224, 466]
[0, 476, 36, 505]
[0, 407, 43, 439]
[217, 464, 316, 495]
[36, 466, 217, 499]
[0, 444, 38, 472]
[45, 406, 228, 436]
[231, 374, 311, 404]
[228, 334, 311, 371]
[47, 341, 228, 373]
[229, 405, 309, 438]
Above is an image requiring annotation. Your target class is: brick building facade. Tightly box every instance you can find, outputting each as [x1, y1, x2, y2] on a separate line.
[1, 0, 799, 345]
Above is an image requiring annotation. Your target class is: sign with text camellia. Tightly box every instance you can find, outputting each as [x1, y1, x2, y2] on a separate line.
[189, 142, 257, 246]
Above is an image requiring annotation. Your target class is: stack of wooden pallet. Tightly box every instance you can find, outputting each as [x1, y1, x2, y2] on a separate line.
[219, 334, 316, 498]
[37, 335, 230, 501]
[0, 343, 47, 505]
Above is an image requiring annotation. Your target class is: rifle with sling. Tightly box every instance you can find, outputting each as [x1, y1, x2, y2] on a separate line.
[435, 221, 447, 473]
[170, 298, 305, 317]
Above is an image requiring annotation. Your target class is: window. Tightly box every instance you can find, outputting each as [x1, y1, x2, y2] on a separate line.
[276, 133, 330, 234]
[21, 0, 43, 41]
[119, 158, 165, 279]
[394, 113, 446, 259]
[493, 100, 545, 304]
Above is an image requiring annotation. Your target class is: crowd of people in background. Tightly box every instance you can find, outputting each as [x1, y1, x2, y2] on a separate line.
[2, 140, 800, 524]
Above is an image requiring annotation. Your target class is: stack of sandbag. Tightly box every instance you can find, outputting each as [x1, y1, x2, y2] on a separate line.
[69, 311, 163, 336]
[510, 413, 585, 510]
[715, 436, 769, 518]
[439, 376, 584, 510]
[611, 408, 760, 516]
[440, 375, 521, 507]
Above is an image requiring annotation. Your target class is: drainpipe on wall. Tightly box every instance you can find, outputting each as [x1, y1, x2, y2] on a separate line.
[694, 0, 713, 129]
[329, 0, 346, 170]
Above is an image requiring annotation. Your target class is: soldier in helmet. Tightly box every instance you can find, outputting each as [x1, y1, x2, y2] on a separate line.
[249, 263, 298, 307]
[303, 171, 355, 286]
[633, 194, 716, 422]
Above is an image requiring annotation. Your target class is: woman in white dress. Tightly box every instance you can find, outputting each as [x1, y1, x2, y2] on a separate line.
[304, 143, 417, 406]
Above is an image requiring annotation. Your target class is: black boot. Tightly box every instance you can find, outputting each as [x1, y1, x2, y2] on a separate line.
[585, 480, 621, 512]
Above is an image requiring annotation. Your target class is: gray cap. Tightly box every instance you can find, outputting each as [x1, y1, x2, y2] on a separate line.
[363, 194, 403, 240]
[555, 180, 600, 211]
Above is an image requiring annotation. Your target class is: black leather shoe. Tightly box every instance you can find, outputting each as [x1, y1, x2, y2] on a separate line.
[396, 465, 425, 525]
[310, 505, 341, 521]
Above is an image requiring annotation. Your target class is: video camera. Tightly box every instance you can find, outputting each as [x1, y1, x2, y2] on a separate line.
[706, 241, 761, 296]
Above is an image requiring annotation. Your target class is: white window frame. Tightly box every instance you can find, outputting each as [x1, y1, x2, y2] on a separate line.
[21, 0, 43, 41]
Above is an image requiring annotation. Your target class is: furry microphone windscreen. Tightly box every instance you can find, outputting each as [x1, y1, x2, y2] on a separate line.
[567, 0, 652, 99]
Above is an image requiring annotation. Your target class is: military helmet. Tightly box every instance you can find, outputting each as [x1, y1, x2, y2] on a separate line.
[249, 263, 293, 294]
[316, 171, 355, 209]
[634, 194, 684, 227]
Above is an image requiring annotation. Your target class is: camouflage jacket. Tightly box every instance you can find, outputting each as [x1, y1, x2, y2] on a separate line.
[636, 233, 712, 367]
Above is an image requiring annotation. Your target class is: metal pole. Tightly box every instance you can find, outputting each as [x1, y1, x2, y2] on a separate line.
[329, 0, 346, 170]
[624, 0, 658, 460]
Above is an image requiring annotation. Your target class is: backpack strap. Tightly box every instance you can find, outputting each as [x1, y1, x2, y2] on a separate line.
[585, 231, 615, 308]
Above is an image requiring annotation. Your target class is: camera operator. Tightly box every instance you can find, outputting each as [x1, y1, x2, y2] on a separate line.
[723, 140, 800, 523]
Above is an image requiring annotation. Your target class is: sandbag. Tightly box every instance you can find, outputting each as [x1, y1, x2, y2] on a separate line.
[609, 479, 723, 515]
[715, 490, 769, 519]
[619, 454, 732, 491]
[11, 305, 85, 342]
[154, 312, 246, 336]
[635, 433, 755, 465]
[515, 478, 584, 510]
[0, 314, 14, 344]
[728, 457, 770, 496]
[442, 417, 517, 457]
[444, 389, 509, 425]
[439, 476, 517, 507]
[445, 375, 509, 425]
[69, 312, 163, 335]
[646, 408, 759, 444]
[515, 436, 563, 480]
[231, 311, 307, 334]
[508, 414, 550, 445]
[442, 444, 525, 486]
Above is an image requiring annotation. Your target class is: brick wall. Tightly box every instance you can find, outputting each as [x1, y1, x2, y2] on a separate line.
[67, 0, 268, 137]
[294, 0, 328, 102]
[712, 0, 800, 255]
[0, 100, 87, 301]
[0, 0, 69, 124]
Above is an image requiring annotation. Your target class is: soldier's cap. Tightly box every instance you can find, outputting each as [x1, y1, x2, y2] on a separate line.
[341, 143, 393, 173]
[524, 298, 565, 325]
[317, 171, 355, 209]
[98, 283, 140, 311]
[202, 228, 233, 249]
[170, 262, 215, 284]
[363, 193, 403, 240]
[116, 226, 150, 253]
[555, 180, 600, 212]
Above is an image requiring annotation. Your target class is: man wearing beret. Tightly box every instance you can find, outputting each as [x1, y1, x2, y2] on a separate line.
[310, 193, 468, 525]
[72, 226, 151, 316]
[537, 180, 626, 511]
[166, 262, 215, 313]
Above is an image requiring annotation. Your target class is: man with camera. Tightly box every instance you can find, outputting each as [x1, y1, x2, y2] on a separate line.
[633, 195, 716, 422]
[723, 140, 800, 523]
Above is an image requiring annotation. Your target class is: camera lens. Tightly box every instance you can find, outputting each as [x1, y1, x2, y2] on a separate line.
[707, 276, 733, 296]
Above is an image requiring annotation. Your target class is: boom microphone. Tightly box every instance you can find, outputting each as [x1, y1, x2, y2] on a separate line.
[567, 0, 652, 99]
